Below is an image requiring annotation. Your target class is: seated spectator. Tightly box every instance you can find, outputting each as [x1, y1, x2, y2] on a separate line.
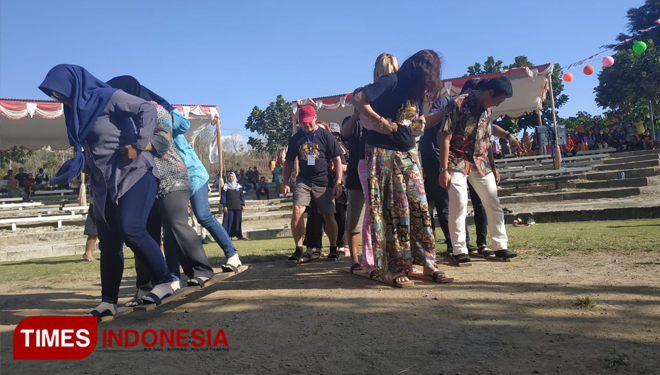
[562, 135, 576, 157]
[256, 176, 270, 200]
[499, 138, 510, 156]
[251, 166, 260, 191]
[237, 168, 251, 191]
[641, 130, 655, 150]
[492, 137, 503, 159]
[6, 174, 21, 198]
[597, 138, 608, 149]
[22, 173, 36, 201]
[212, 172, 221, 189]
[629, 131, 644, 151]
[35, 168, 49, 190]
[2, 169, 13, 181]
[612, 126, 625, 151]
[15, 168, 28, 186]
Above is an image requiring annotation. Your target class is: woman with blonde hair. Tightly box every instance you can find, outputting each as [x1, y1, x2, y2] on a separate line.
[342, 53, 399, 275]
[373, 53, 399, 82]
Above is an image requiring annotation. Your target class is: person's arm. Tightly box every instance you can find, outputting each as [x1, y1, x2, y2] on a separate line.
[352, 91, 396, 135]
[487, 142, 500, 185]
[425, 109, 446, 129]
[148, 110, 173, 158]
[281, 159, 294, 195]
[332, 155, 343, 198]
[241, 190, 246, 211]
[107, 90, 157, 152]
[170, 109, 191, 137]
[492, 124, 522, 152]
[340, 109, 360, 139]
[438, 131, 452, 189]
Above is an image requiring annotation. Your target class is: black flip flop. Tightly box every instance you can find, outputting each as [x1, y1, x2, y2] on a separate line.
[221, 264, 239, 274]
[187, 277, 209, 288]
[349, 263, 362, 273]
[286, 249, 303, 265]
[327, 251, 340, 261]
[141, 292, 171, 306]
[88, 309, 114, 322]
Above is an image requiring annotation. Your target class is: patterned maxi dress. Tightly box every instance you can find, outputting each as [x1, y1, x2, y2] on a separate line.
[367, 101, 436, 278]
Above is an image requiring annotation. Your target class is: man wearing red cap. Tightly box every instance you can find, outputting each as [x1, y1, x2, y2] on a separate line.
[281, 104, 344, 263]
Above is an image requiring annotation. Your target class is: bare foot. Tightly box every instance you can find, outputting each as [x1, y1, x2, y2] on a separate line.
[83, 253, 97, 262]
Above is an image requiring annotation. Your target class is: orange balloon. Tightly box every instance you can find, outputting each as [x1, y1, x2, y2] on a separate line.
[563, 72, 573, 82]
[583, 65, 594, 75]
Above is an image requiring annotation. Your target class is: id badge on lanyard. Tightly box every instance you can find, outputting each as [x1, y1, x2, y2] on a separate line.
[306, 131, 317, 166]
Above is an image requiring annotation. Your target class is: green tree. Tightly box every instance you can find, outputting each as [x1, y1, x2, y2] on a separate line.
[594, 40, 660, 119]
[0, 147, 34, 169]
[244, 95, 293, 155]
[610, 0, 660, 50]
[466, 56, 504, 75]
[561, 111, 607, 133]
[465, 57, 568, 133]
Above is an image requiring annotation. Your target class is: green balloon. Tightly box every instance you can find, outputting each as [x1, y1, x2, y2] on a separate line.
[633, 41, 647, 54]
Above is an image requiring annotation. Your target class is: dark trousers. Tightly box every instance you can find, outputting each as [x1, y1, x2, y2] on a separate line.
[422, 155, 472, 250]
[468, 182, 488, 247]
[96, 172, 171, 304]
[256, 187, 270, 200]
[136, 190, 215, 286]
[303, 198, 346, 248]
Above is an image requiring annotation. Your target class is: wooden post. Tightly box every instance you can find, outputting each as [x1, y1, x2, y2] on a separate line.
[548, 79, 562, 169]
[214, 118, 224, 186]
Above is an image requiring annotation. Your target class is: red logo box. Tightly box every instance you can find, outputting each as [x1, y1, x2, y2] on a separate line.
[14, 316, 97, 360]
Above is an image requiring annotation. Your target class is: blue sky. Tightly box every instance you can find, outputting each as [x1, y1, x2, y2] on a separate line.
[0, 0, 643, 140]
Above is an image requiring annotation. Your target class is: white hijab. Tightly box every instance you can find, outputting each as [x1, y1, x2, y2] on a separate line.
[223, 172, 242, 191]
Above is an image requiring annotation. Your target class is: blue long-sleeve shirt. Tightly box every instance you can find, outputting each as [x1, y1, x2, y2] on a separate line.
[83, 90, 159, 222]
[171, 109, 210, 195]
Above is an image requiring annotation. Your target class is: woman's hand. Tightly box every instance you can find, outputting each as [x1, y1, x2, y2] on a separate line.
[241, 206, 245, 212]
[116, 145, 141, 160]
[493, 167, 500, 185]
[223, 207, 228, 214]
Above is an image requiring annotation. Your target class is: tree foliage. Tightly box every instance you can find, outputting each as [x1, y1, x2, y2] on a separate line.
[561, 111, 607, 132]
[244, 95, 293, 155]
[465, 57, 568, 133]
[610, 0, 660, 50]
[595, 40, 660, 118]
[0, 147, 35, 169]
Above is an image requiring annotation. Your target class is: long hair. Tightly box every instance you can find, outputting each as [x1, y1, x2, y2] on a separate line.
[396, 49, 442, 103]
[373, 53, 400, 82]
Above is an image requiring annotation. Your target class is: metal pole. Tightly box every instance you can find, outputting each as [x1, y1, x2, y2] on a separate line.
[649, 100, 655, 139]
[548, 79, 562, 169]
[214, 118, 224, 187]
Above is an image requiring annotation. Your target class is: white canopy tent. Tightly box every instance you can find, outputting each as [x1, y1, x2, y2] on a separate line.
[0, 99, 220, 151]
[290, 63, 561, 167]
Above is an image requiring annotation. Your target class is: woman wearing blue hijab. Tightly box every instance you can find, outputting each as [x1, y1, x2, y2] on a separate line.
[39, 65, 174, 319]
[106, 76, 242, 272]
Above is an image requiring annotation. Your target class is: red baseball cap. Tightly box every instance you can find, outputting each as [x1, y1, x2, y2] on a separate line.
[298, 104, 316, 123]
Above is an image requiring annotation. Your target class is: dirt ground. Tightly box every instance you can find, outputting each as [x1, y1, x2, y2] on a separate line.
[1, 251, 660, 375]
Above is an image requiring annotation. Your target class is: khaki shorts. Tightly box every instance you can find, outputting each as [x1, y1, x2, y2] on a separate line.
[293, 180, 335, 215]
[346, 189, 365, 233]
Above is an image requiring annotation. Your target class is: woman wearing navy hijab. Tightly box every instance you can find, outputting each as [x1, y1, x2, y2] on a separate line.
[39, 64, 174, 319]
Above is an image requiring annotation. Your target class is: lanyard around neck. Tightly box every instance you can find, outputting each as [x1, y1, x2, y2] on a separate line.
[305, 130, 317, 144]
